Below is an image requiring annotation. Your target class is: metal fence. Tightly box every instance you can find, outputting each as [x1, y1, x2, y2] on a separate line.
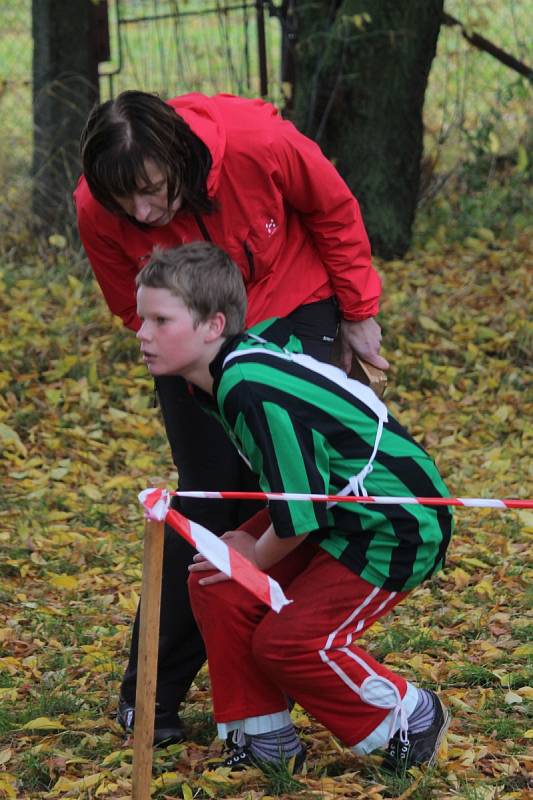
[0, 1, 530, 183]
[0, 0, 284, 170]
[99, 0, 283, 101]
[1, 1, 32, 163]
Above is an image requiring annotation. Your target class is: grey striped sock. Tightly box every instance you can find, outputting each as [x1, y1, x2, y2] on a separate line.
[248, 723, 302, 764]
[407, 689, 436, 734]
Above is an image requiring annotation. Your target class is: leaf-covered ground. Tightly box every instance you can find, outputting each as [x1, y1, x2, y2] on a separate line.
[0, 231, 531, 800]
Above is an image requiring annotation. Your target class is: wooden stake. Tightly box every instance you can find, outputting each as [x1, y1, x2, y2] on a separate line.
[132, 515, 164, 800]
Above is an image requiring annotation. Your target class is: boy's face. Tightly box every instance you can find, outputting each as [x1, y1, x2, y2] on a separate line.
[136, 286, 211, 378]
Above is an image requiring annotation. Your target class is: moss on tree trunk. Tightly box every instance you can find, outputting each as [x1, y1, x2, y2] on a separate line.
[290, 0, 443, 258]
[32, 0, 100, 231]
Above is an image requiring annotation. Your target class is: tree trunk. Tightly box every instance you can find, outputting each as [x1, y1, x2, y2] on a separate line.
[290, 0, 443, 258]
[32, 0, 101, 231]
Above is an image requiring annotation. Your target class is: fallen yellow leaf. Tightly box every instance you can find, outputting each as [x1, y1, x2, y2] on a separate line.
[48, 233, 67, 249]
[449, 567, 471, 588]
[48, 573, 78, 591]
[513, 643, 533, 658]
[517, 510, 533, 531]
[153, 771, 187, 789]
[0, 423, 27, 455]
[21, 716, 65, 730]
[0, 774, 17, 799]
[182, 784, 193, 800]
[82, 483, 103, 501]
[419, 315, 443, 332]
[474, 577, 494, 598]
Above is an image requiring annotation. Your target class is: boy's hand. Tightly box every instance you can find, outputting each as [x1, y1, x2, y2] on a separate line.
[188, 529, 259, 585]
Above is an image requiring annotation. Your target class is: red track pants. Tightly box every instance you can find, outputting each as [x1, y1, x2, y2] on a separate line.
[188, 510, 419, 753]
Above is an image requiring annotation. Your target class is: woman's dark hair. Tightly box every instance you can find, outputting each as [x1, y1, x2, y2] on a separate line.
[80, 90, 214, 219]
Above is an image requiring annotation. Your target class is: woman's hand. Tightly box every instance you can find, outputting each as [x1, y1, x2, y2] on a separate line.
[340, 317, 390, 373]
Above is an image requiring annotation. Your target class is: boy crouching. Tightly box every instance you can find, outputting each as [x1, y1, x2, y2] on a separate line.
[136, 242, 452, 774]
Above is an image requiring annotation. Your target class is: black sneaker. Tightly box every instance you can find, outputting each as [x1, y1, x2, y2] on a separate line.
[207, 736, 306, 774]
[116, 697, 135, 733]
[116, 697, 185, 746]
[382, 691, 450, 773]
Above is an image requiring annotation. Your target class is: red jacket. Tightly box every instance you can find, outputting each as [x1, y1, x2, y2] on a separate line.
[74, 94, 381, 331]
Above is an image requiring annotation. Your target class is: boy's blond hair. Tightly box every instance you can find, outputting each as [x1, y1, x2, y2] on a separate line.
[137, 242, 247, 336]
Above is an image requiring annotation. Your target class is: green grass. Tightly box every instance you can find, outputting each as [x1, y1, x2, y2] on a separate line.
[383, 772, 439, 799]
[180, 706, 217, 746]
[513, 624, 533, 642]
[480, 715, 524, 740]
[0, 693, 84, 739]
[262, 755, 306, 796]
[17, 751, 53, 794]
[423, 0, 532, 163]
[447, 664, 502, 687]
[367, 625, 455, 661]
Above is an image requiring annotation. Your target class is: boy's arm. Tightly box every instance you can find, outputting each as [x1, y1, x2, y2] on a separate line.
[255, 524, 308, 571]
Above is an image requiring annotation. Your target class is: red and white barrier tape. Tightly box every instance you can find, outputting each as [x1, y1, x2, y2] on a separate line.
[138, 488, 291, 613]
[166, 490, 533, 510]
[139, 486, 531, 612]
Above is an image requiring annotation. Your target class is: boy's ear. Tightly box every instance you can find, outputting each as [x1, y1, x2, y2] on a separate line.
[204, 312, 226, 341]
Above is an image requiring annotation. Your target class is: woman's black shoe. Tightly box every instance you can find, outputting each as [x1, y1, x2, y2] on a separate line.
[116, 697, 185, 746]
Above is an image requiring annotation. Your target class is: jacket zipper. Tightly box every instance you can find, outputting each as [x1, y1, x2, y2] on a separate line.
[196, 213, 255, 283]
[243, 241, 255, 282]
[194, 213, 212, 243]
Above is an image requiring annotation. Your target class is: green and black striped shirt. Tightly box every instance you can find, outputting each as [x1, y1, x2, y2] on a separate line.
[207, 318, 453, 592]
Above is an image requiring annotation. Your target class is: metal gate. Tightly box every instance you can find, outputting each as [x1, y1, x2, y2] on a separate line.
[98, 0, 285, 102]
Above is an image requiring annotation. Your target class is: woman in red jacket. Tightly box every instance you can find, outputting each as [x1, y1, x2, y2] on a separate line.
[75, 90, 388, 744]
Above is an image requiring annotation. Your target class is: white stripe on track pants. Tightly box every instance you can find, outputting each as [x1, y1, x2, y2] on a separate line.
[189, 509, 419, 753]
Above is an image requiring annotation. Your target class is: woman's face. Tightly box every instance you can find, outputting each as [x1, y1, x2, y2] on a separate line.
[113, 160, 182, 226]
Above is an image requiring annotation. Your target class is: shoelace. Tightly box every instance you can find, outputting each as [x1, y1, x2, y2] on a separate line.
[222, 734, 262, 770]
[386, 734, 411, 762]
[223, 729, 249, 764]
[228, 729, 246, 748]
[389, 740, 410, 759]
[224, 748, 251, 767]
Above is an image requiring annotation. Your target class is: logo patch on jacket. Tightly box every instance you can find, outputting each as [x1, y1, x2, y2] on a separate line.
[265, 218, 278, 236]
